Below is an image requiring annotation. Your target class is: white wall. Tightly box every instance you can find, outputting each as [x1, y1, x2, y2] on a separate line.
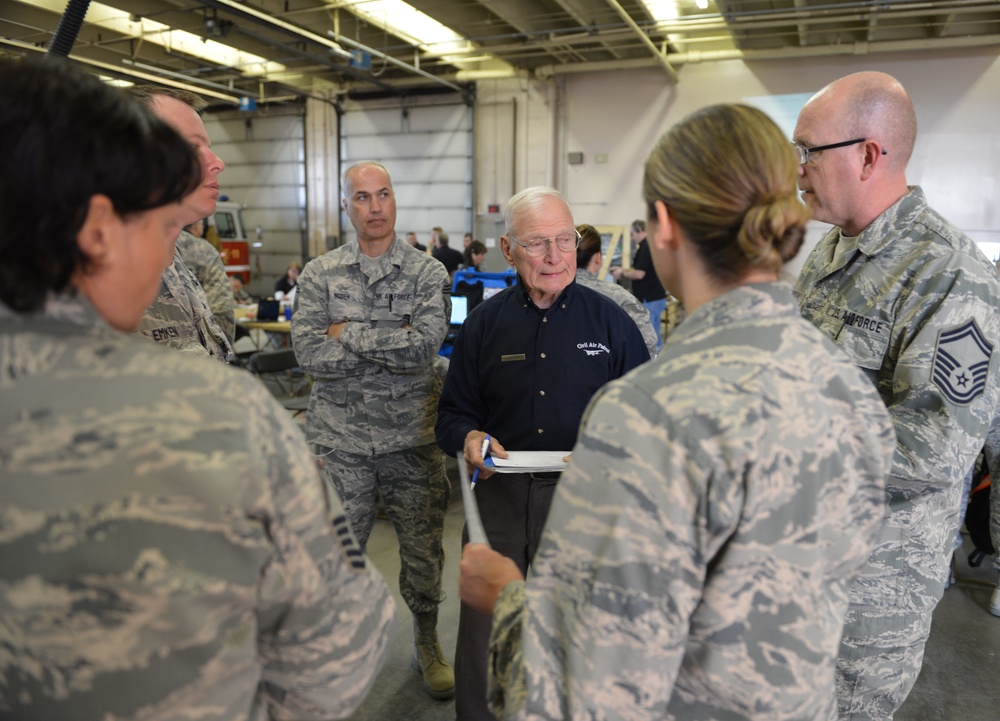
[472, 46, 1000, 273]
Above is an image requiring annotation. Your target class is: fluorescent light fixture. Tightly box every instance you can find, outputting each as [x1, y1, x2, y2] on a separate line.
[696, 0, 709, 8]
[329, 1, 472, 58]
[640, 1, 681, 22]
[17, 0, 287, 77]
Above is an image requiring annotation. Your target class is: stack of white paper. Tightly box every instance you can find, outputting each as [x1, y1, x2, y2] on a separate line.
[484, 451, 570, 474]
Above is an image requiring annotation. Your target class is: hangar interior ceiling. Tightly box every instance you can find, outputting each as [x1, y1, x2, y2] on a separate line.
[1, 0, 999, 104]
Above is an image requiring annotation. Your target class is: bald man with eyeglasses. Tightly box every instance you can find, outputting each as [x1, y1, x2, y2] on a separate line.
[792, 71, 1000, 721]
[436, 186, 649, 721]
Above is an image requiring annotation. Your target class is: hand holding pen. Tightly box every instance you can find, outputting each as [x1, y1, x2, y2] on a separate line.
[464, 431, 507, 489]
[471, 435, 490, 489]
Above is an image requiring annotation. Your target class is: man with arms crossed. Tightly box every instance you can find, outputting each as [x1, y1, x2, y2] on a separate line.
[292, 161, 455, 700]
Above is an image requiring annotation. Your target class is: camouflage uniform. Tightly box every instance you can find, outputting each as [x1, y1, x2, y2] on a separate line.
[575, 269, 658, 358]
[0, 294, 396, 721]
[486, 282, 895, 721]
[175, 229, 236, 343]
[291, 237, 451, 616]
[135, 247, 235, 364]
[793, 186, 1000, 720]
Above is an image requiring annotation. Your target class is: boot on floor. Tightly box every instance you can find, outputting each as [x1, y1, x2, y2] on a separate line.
[411, 611, 455, 700]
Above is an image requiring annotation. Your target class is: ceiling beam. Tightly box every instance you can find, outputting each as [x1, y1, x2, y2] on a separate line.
[603, 0, 678, 82]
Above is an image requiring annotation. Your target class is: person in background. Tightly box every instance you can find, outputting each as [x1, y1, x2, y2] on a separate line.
[291, 161, 455, 701]
[179, 216, 235, 343]
[463, 232, 474, 249]
[436, 186, 649, 721]
[793, 70, 1000, 721]
[0, 56, 394, 721]
[459, 103, 895, 721]
[576, 223, 658, 358]
[127, 85, 235, 363]
[275, 261, 301, 295]
[407, 230, 427, 252]
[230, 274, 252, 304]
[611, 219, 668, 351]
[462, 240, 488, 271]
[432, 230, 464, 277]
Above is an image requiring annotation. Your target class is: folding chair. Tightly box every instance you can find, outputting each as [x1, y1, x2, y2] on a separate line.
[248, 348, 310, 416]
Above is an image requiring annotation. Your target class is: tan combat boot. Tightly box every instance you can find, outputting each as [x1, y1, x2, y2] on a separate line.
[411, 611, 455, 700]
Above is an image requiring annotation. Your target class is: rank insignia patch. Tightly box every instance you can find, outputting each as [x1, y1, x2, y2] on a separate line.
[932, 319, 993, 405]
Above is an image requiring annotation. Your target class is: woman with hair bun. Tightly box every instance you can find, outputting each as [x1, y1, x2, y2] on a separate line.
[460, 104, 897, 720]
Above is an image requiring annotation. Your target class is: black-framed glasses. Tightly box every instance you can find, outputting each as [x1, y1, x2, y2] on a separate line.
[791, 137, 867, 165]
[507, 229, 582, 257]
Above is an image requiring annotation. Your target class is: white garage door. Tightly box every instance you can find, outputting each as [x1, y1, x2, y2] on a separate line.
[205, 107, 307, 297]
[340, 99, 473, 249]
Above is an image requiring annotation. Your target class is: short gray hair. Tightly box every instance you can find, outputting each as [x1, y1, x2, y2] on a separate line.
[503, 186, 566, 235]
[342, 160, 393, 201]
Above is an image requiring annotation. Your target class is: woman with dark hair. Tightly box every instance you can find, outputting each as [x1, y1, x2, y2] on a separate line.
[462, 240, 488, 271]
[460, 104, 896, 720]
[275, 261, 302, 295]
[0, 58, 392, 721]
[575, 223, 658, 357]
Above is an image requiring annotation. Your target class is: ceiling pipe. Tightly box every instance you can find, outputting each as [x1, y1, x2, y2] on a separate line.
[534, 32, 1000, 78]
[0, 37, 241, 103]
[46, 0, 91, 58]
[325, 31, 467, 95]
[122, 58, 260, 98]
[603, 0, 679, 83]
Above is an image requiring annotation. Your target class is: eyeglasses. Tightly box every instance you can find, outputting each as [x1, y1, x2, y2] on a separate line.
[791, 137, 867, 165]
[507, 229, 582, 257]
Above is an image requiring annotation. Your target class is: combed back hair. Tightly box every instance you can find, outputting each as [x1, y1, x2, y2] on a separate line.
[342, 160, 392, 202]
[643, 103, 809, 284]
[839, 72, 917, 169]
[0, 58, 201, 314]
[504, 186, 566, 236]
[631, 219, 646, 233]
[576, 224, 603, 269]
[126, 85, 207, 113]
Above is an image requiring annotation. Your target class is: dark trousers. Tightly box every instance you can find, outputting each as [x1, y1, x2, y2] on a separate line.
[454, 472, 558, 721]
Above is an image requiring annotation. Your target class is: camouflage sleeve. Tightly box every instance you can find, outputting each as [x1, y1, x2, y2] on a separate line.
[291, 262, 372, 378]
[249, 381, 396, 718]
[619, 293, 659, 358]
[884, 257, 1000, 488]
[338, 261, 450, 373]
[176, 232, 236, 344]
[490, 380, 714, 720]
[196, 245, 235, 343]
[488, 580, 528, 719]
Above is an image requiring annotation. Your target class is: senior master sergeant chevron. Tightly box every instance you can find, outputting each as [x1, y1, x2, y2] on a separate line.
[792, 71, 1000, 720]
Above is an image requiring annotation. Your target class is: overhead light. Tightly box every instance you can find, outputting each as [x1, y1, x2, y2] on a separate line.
[0, 36, 240, 103]
[696, 0, 709, 8]
[18, 0, 286, 77]
[640, 1, 681, 22]
[330, 0, 469, 58]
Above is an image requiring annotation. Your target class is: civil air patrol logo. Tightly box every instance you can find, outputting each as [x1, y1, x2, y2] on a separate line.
[577, 341, 609, 357]
[931, 319, 993, 405]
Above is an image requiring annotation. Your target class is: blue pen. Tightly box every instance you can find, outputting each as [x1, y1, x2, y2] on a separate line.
[470, 434, 491, 489]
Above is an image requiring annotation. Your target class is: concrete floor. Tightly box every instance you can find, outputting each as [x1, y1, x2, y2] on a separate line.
[343, 460, 1000, 721]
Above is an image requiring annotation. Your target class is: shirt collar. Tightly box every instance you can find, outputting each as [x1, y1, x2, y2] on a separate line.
[669, 282, 799, 345]
[512, 275, 577, 313]
[855, 185, 925, 257]
[0, 292, 119, 339]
